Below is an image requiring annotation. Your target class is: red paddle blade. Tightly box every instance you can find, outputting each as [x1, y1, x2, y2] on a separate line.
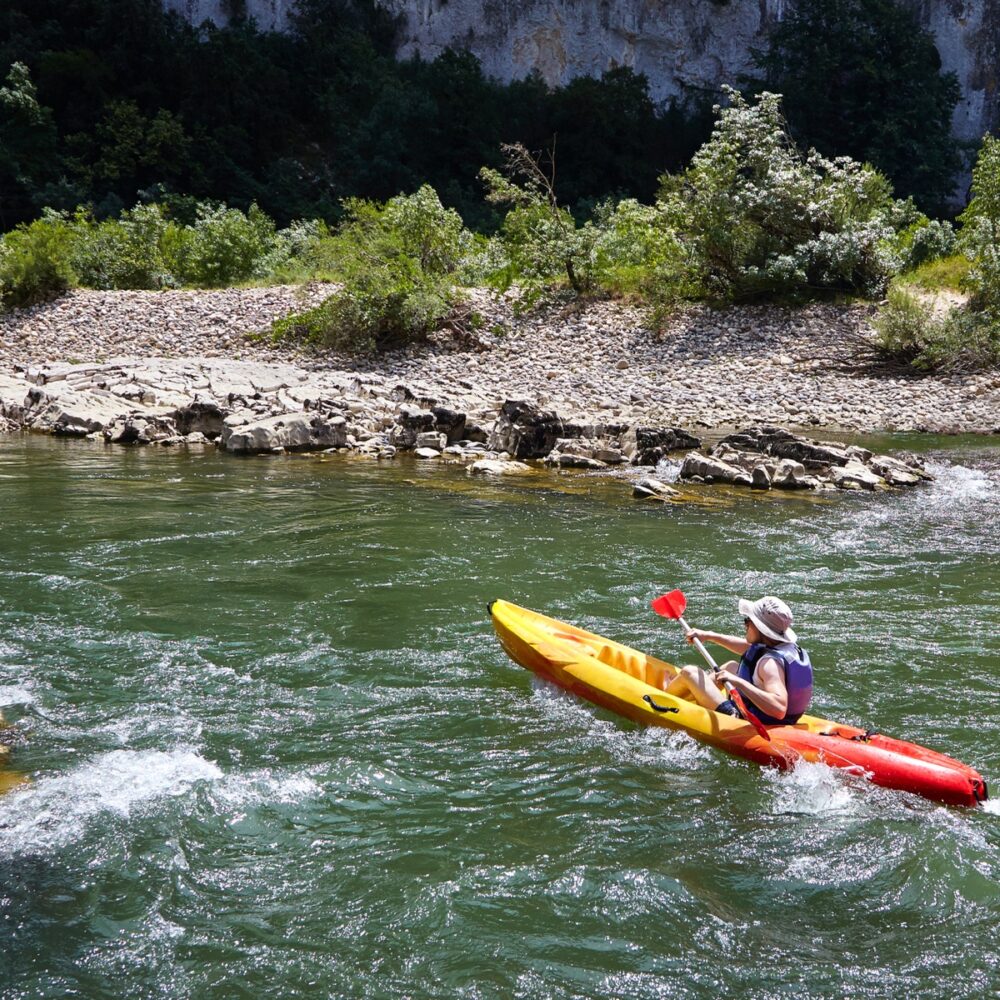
[651, 589, 687, 619]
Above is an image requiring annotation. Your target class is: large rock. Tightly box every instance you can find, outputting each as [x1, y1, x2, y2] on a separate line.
[544, 450, 608, 469]
[431, 405, 467, 443]
[621, 426, 702, 465]
[25, 386, 128, 436]
[172, 398, 227, 439]
[390, 404, 436, 449]
[633, 476, 681, 500]
[487, 400, 566, 459]
[679, 453, 753, 487]
[869, 454, 929, 486]
[104, 413, 179, 445]
[221, 413, 348, 454]
[772, 458, 810, 489]
[829, 461, 887, 491]
[719, 427, 851, 468]
[0, 373, 30, 424]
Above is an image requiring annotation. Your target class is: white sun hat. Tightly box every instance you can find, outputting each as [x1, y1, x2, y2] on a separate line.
[738, 595, 797, 644]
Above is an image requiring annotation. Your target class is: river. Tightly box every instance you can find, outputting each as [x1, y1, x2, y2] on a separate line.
[1, 434, 998, 998]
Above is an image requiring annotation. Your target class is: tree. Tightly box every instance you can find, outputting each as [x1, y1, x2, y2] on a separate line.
[0, 62, 58, 227]
[753, 0, 961, 214]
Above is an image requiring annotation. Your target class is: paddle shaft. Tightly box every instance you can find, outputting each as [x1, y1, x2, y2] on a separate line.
[676, 613, 720, 671]
[675, 613, 771, 741]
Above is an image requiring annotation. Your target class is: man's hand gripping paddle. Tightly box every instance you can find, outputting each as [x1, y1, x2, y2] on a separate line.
[651, 589, 772, 742]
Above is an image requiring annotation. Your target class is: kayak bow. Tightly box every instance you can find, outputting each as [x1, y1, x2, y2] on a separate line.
[489, 599, 988, 808]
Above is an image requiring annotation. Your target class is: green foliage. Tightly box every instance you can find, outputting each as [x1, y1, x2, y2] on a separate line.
[0, 199, 335, 302]
[656, 89, 902, 302]
[873, 284, 1000, 372]
[0, 213, 78, 308]
[480, 143, 602, 310]
[753, 0, 961, 214]
[874, 139, 1000, 371]
[270, 186, 466, 352]
[0, 62, 58, 228]
[588, 199, 691, 301]
[70, 203, 175, 290]
[958, 135, 1000, 315]
[897, 254, 971, 293]
[873, 285, 946, 367]
[170, 203, 279, 286]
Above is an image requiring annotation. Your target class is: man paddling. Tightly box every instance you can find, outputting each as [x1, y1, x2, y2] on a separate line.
[664, 596, 813, 725]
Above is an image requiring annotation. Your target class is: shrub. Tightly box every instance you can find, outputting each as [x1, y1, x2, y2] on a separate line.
[873, 284, 1000, 371]
[70, 203, 175, 290]
[589, 198, 693, 302]
[271, 185, 467, 352]
[170, 203, 279, 286]
[0, 212, 78, 308]
[252, 218, 330, 282]
[657, 89, 903, 302]
[958, 135, 1000, 316]
[480, 143, 601, 309]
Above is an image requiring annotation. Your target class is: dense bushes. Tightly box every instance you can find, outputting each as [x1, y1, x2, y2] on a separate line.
[656, 89, 905, 303]
[873, 136, 1000, 371]
[270, 186, 470, 352]
[957, 135, 1000, 317]
[0, 213, 77, 308]
[0, 201, 325, 305]
[5, 89, 991, 373]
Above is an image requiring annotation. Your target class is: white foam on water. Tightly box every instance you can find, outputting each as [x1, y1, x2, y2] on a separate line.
[209, 768, 322, 811]
[981, 798, 1000, 816]
[0, 749, 222, 856]
[529, 675, 710, 772]
[763, 758, 865, 816]
[0, 684, 35, 707]
[925, 460, 995, 502]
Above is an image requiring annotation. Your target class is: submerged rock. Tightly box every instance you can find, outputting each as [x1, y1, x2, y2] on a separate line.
[633, 476, 681, 500]
[468, 458, 533, 476]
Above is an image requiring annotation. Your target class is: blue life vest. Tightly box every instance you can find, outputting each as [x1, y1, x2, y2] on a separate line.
[736, 642, 813, 725]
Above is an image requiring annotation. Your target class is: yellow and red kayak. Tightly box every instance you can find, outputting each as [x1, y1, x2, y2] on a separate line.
[489, 599, 988, 808]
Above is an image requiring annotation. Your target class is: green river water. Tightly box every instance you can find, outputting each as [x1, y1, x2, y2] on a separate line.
[1, 433, 998, 999]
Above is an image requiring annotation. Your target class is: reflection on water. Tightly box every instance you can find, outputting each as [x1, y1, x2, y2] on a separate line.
[1, 433, 999, 998]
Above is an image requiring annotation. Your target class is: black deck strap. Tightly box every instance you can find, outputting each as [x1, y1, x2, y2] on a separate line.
[849, 729, 880, 742]
[643, 694, 679, 714]
[487, 600, 496, 616]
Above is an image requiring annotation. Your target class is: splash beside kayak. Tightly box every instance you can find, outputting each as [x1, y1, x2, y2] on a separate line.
[489, 599, 988, 808]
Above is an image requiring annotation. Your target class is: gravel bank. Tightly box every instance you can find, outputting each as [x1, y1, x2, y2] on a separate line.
[1, 286, 998, 434]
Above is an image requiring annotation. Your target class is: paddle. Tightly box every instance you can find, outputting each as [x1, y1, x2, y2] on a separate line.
[651, 589, 772, 742]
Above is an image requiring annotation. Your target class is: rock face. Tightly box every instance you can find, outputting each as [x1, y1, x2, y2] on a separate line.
[679, 426, 932, 492]
[166, 0, 1000, 177]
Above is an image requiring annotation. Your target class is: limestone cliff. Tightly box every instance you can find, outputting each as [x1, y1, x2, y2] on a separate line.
[164, 0, 999, 146]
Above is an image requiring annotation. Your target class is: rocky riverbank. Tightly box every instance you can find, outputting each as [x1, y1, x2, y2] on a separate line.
[0, 286, 996, 494]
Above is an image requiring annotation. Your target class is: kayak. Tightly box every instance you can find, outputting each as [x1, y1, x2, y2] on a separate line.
[489, 599, 988, 808]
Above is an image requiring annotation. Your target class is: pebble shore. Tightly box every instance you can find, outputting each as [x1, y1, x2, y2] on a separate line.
[1, 285, 998, 436]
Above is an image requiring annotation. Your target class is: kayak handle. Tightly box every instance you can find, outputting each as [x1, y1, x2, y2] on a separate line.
[643, 694, 679, 714]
